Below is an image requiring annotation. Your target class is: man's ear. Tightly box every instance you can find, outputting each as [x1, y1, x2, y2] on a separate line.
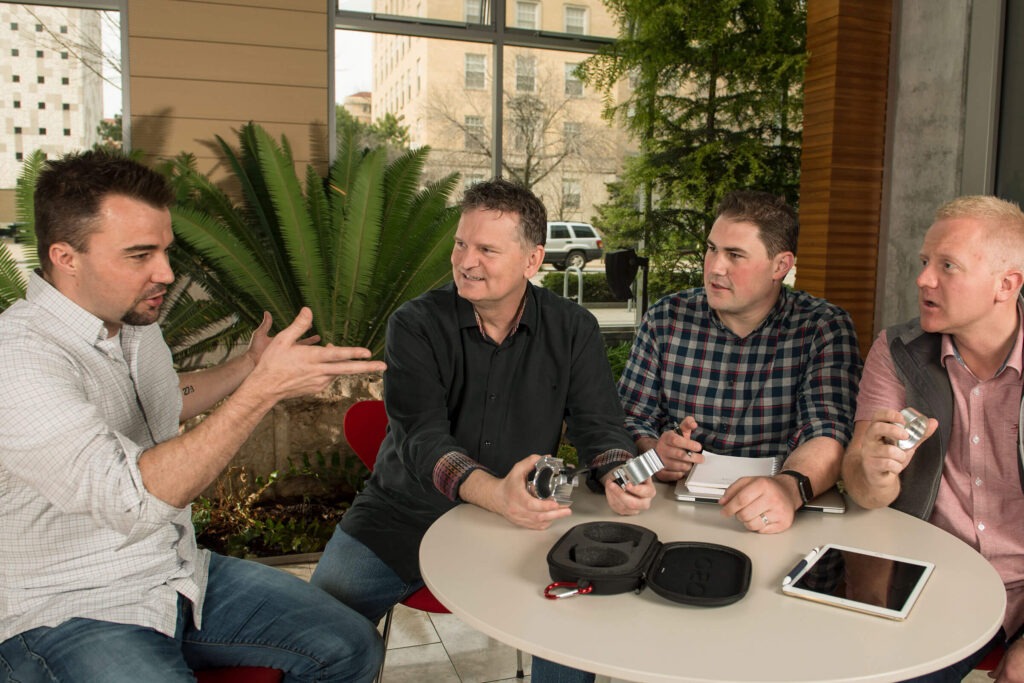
[49, 242, 78, 277]
[772, 251, 795, 282]
[525, 244, 544, 277]
[996, 269, 1024, 302]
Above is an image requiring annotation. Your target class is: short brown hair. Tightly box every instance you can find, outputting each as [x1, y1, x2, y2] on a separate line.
[34, 150, 174, 274]
[460, 178, 547, 247]
[715, 190, 798, 257]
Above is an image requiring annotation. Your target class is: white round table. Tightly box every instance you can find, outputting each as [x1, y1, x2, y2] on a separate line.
[420, 485, 1005, 682]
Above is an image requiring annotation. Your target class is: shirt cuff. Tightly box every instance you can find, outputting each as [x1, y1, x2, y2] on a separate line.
[432, 451, 495, 503]
[585, 448, 634, 492]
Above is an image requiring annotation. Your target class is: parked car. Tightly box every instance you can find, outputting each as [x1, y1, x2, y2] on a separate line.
[543, 221, 603, 270]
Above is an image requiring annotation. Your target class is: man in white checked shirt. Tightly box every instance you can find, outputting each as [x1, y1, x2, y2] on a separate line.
[0, 151, 386, 682]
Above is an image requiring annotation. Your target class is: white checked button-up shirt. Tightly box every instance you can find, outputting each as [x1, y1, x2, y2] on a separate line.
[0, 273, 209, 642]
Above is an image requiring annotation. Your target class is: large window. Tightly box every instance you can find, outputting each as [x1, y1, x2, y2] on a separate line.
[0, 2, 121, 215]
[335, 0, 627, 221]
[996, 0, 1023, 205]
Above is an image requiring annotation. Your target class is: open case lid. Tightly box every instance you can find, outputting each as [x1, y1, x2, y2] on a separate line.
[646, 541, 752, 607]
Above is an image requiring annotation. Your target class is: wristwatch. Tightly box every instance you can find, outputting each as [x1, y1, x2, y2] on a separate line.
[777, 470, 813, 508]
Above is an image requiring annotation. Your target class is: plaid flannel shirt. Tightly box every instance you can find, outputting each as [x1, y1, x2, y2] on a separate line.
[618, 287, 862, 458]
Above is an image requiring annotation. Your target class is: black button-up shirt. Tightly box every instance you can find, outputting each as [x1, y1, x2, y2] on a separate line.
[341, 282, 634, 581]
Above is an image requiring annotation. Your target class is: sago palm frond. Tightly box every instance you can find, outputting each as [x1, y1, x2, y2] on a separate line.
[253, 125, 329, 334]
[331, 148, 385, 345]
[0, 244, 27, 310]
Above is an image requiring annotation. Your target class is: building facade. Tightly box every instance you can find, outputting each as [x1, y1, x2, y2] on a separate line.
[0, 4, 103, 190]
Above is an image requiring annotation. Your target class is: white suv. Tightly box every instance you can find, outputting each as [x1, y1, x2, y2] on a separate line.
[543, 222, 604, 270]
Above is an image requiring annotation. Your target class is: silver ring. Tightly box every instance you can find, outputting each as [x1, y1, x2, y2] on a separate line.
[760, 513, 770, 527]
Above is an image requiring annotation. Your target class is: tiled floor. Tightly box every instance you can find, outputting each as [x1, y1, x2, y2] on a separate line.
[275, 559, 531, 683]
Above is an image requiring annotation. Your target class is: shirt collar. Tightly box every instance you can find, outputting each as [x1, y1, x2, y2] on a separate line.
[455, 282, 535, 341]
[707, 287, 788, 337]
[940, 300, 1024, 377]
[26, 270, 144, 349]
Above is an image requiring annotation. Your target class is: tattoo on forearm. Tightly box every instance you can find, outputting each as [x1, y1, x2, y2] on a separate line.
[182, 385, 195, 396]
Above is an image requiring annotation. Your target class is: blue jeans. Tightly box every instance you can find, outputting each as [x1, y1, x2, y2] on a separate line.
[0, 553, 382, 683]
[311, 527, 592, 683]
[310, 527, 423, 624]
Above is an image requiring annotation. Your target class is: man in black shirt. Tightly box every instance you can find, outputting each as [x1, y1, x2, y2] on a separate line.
[311, 179, 654, 678]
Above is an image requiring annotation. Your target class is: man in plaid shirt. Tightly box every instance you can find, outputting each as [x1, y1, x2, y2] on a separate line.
[618, 190, 862, 534]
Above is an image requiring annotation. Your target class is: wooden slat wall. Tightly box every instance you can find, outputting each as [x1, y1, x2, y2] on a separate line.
[126, 0, 329, 175]
[797, 0, 892, 359]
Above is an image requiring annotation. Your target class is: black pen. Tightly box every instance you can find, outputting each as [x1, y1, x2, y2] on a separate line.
[782, 547, 820, 586]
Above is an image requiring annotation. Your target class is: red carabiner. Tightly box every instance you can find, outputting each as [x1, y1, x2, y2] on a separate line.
[543, 581, 594, 600]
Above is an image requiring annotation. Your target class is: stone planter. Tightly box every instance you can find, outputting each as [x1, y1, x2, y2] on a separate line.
[194, 373, 383, 499]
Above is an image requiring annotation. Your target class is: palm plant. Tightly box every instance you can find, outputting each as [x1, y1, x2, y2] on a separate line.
[167, 122, 460, 359]
[0, 150, 44, 309]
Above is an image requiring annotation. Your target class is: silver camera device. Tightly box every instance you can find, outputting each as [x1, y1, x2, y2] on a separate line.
[611, 448, 665, 489]
[897, 407, 928, 450]
[526, 456, 590, 506]
[526, 449, 665, 506]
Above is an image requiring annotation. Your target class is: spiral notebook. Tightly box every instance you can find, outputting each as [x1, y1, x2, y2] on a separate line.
[673, 451, 846, 513]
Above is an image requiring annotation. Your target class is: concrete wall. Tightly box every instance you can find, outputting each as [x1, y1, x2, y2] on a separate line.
[876, 1, 973, 331]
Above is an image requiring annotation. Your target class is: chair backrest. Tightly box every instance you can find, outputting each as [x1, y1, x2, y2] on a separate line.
[343, 400, 388, 471]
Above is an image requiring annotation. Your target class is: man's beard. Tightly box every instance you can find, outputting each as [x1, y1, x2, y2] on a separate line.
[121, 287, 167, 326]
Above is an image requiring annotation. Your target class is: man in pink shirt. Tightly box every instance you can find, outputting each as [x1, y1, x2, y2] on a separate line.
[844, 195, 1024, 682]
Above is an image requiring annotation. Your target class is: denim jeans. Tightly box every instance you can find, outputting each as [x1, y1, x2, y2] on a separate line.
[530, 657, 596, 683]
[310, 527, 424, 624]
[0, 553, 382, 683]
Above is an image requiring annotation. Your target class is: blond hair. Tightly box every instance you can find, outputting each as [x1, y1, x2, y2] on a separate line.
[935, 195, 1024, 272]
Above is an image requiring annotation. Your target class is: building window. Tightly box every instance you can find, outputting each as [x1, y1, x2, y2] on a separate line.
[38, 128, 46, 135]
[35, 24, 42, 32]
[60, 25, 68, 34]
[62, 103, 70, 110]
[465, 53, 486, 89]
[64, 128, 71, 136]
[60, 51, 68, 60]
[16, 152, 24, 161]
[37, 76, 45, 84]
[465, 115, 484, 148]
[61, 77, 69, 85]
[464, 173, 485, 190]
[36, 50, 43, 58]
[515, 55, 536, 92]
[14, 127, 21, 135]
[465, 0, 482, 23]
[516, 1, 538, 29]
[564, 63, 583, 97]
[562, 179, 581, 209]
[13, 100, 20, 109]
[10, 22, 17, 30]
[12, 75, 19, 83]
[11, 48, 18, 56]
[564, 121, 581, 152]
[565, 6, 586, 34]
[38, 102, 45, 110]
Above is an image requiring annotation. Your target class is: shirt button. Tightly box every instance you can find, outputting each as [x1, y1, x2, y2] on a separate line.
[971, 435, 980, 445]
[489, 394, 496, 401]
[972, 387, 981, 396]
[978, 523, 985, 531]
[975, 477, 983, 486]
[484, 440, 492, 446]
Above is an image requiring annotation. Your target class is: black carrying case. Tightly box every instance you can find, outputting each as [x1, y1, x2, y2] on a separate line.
[546, 521, 751, 606]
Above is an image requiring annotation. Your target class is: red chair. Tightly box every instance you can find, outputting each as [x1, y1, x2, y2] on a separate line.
[194, 667, 283, 683]
[343, 400, 524, 680]
[975, 642, 1006, 671]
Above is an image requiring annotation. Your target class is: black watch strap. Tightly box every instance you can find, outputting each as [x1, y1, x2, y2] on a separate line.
[777, 469, 813, 507]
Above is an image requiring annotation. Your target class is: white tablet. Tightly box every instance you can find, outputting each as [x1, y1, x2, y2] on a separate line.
[781, 543, 935, 620]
